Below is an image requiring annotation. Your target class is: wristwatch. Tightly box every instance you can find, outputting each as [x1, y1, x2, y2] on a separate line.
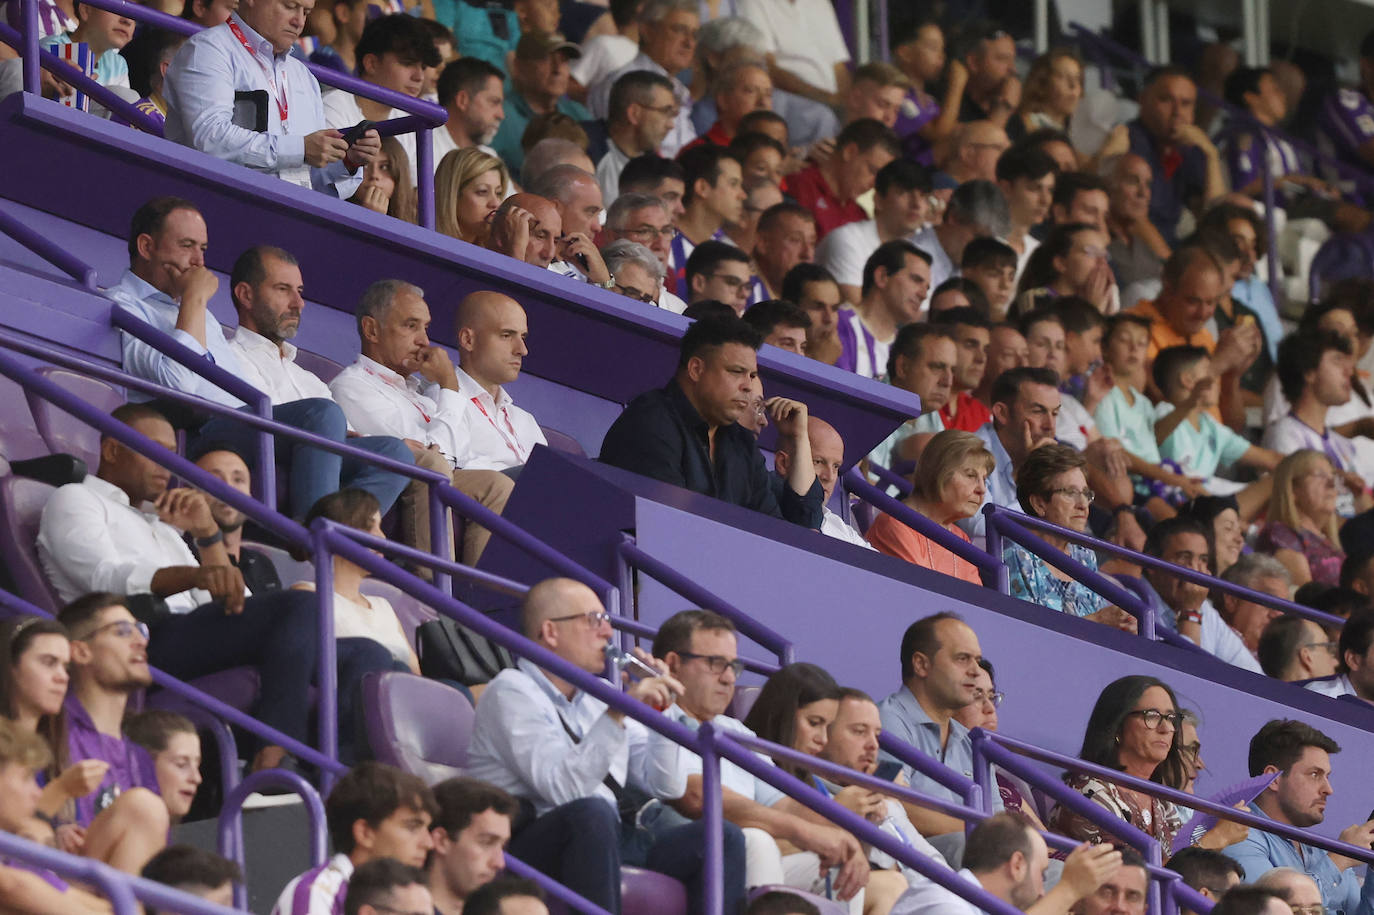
[1178, 608, 1203, 626]
[593, 278, 616, 290]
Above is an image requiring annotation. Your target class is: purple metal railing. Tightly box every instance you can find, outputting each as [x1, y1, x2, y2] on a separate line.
[982, 504, 1348, 631]
[615, 534, 796, 667]
[844, 467, 1008, 590]
[0, 202, 98, 289]
[12, 0, 448, 228]
[501, 855, 614, 915]
[218, 768, 330, 911]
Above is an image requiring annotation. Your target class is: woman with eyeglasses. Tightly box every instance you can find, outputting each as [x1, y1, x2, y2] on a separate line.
[1012, 223, 1116, 318]
[1050, 675, 1187, 857]
[1008, 444, 1137, 632]
[952, 659, 1049, 833]
[1257, 450, 1347, 589]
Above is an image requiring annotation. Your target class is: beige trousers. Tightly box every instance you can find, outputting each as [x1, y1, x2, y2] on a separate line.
[400, 448, 514, 567]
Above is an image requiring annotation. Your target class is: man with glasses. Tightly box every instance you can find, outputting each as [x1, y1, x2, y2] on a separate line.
[38, 403, 347, 775]
[602, 239, 669, 308]
[602, 193, 688, 312]
[1256, 868, 1327, 915]
[649, 609, 869, 902]
[467, 577, 744, 912]
[1257, 616, 1341, 684]
[685, 240, 755, 315]
[598, 71, 680, 205]
[1228, 719, 1374, 915]
[1307, 613, 1374, 704]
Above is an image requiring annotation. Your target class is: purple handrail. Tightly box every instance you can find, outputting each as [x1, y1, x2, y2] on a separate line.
[0, 829, 241, 914]
[502, 854, 614, 915]
[616, 535, 796, 667]
[14, 0, 448, 228]
[217, 768, 329, 911]
[844, 467, 1007, 589]
[983, 729, 1374, 867]
[983, 504, 1347, 630]
[867, 458, 913, 496]
[985, 508, 1156, 640]
[0, 200, 98, 288]
[877, 732, 978, 799]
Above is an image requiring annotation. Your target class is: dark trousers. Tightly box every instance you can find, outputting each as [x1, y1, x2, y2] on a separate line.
[510, 798, 747, 914]
[196, 397, 413, 519]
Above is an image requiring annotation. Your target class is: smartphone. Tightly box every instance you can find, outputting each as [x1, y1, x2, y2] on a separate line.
[342, 119, 375, 146]
[874, 760, 904, 782]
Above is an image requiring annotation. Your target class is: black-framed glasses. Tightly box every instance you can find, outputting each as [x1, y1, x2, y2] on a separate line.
[971, 688, 1004, 707]
[1127, 709, 1182, 730]
[549, 610, 610, 627]
[613, 283, 657, 304]
[82, 620, 149, 642]
[621, 224, 676, 241]
[674, 650, 745, 677]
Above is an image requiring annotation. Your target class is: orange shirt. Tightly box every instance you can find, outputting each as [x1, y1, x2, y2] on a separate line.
[1126, 297, 1217, 362]
[865, 511, 983, 585]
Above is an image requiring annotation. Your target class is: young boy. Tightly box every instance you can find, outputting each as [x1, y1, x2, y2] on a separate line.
[42, 0, 134, 90]
[1094, 314, 1205, 517]
[1153, 345, 1279, 518]
[960, 237, 1019, 320]
[0, 720, 109, 913]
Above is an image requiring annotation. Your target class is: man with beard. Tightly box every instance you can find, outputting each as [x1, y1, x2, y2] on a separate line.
[434, 58, 506, 162]
[1228, 720, 1374, 915]
[193, 447, 281, 594]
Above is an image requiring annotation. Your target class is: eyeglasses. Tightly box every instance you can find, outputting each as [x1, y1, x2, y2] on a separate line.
[1047, 487, 1095, 503]
[638, 102, 681, 117]
[707, 273, 748, 289]
[1305, 640, 1339, 656]
[1127, 709, 1182, 730]
[1179, 741, 1201, 763]
[674, 650, 745, 677]
[1290, 905, 1325, 915]
[613, 283, 657, 304]
[620, 224, 676, 241]
[548, 610, 610, 628]
[82, 620, 149, 642]
[971, 688, 1004, 707]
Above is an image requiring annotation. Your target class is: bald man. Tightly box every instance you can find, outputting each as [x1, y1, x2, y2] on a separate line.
[1256, 868, 1324, 915]
[487, 194, 563, 270]
[466, 578, 747, 912]
[774, 417, 875, 550]
[330, 282, 520, 565]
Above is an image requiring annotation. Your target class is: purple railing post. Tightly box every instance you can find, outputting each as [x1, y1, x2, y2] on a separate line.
[875, 0, 891, 62]
[218, 768, 328, 911]
[982, 505, 1009, 593]
[1258, 126, 1283, 307]
[311, 521, 341, 797]
[20, 0, 38, 95]
[427, 483, 452, 595]
[417, 127, 435, 230]
[968, 728, 996, 835]
[0, 203, 100, 288]
[698, 722, 725, 915]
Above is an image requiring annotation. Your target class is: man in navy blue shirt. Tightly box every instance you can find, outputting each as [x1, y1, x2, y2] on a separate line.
[599, 315, 823, 527]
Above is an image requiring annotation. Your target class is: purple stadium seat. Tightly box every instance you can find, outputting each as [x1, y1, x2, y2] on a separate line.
[1309, 233, 1374, 301]
[241, 540, 314, 588]
[620, 868, 687, 915]
[0, 376, 47, 464]
[0, 474, 59, 613]
[292, 348, 345, 385]
[361, 670, 472, 783]
[359, 577, 437, 647]
[727, 685, 762, 720]
[540, 426, 585, 458]
[27, 367, 124, 468]
[748, 885, 849, 914]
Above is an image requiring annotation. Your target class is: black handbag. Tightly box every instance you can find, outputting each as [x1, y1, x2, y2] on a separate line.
[415, 617, 514, 686]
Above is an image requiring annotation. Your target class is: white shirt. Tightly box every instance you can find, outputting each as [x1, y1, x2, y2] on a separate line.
[466, 658, 684, 817]
[1196, 600, 1263, 673]
[1262, 414, 1367, 515]
[227, 326, 336, 407]
[596, 141, 633, 205]
[431, 126, 507, 190]
[658, 288, 688, 314]
[104, 270, 249, 409]
[570, 33, 638, 91]
[37, 475, 219, 614]
[1013, 234, 1039, 286]
[839, 308, 891, 380]
[295, 585, 411, 666]
[740, 0, 850, 95]
[1056, 392, 1096, 451]
[868, 412, 943, 474]
[911, 225, 954, 312]
[817, 219, 881, 289]
[821, 507, 876, 550]
[330, 354, 475, 468]
[164, 13, 360, 196]
[452, 366, 547, 471]
[1306, 674, 1358, 700]
[659, 704, 786, 806]
[1261, 374, 1374, 431]
[589, 52, 696, 158]
[890, 867, 983, 915]
[322, 89, 417, 187]
[271, 852, 352, 915]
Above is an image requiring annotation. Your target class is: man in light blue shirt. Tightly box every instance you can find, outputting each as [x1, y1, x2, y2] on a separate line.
[163, 0, 380, 196]
[106, 197, 413, 519]
[958, 366, 1061, 547]
[467, 578, 737, 913]
[879, 613, 1001, 867]
[1227, 720, 1374, 915]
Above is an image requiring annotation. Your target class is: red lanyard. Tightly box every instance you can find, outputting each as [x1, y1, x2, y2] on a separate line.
[362, 364, 432, 423]
[227, 18, 289, 124]
[471, 396, 525, 462]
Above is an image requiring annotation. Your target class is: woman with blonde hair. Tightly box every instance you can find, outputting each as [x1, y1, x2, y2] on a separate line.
[1008, 48, 1084, 143]
[1257, 449, 1346, 587]
[349, 136, 418, 225]
[435, 147, 509, 245]
[865, 429, 992, 584]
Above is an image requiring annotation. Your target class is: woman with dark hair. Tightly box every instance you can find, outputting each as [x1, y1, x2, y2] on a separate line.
[0, 615, 105, 852]
[1012, 223, 1115, 317]
[1177, 495, 1244, 577]
[952, 659, 1047, 831]
[743, 663, 844, 784]
[1050, 675, 1186, 856]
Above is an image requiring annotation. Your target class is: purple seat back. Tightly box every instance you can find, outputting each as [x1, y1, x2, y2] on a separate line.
[360, 578, 437, 648]
[540, 426, 585, 458]
[27, 367, 124, 468]
[149, 668, 262, 715]
[1309, 233, 1374, 301]
[726, 685, 761, 721]
[621, 868, 687, 915]
[0, 376, 47, 463]
[292, 348, 345, 385]
[241, 540, 314, 588]
[361, 671, 472, 783]
[0, 475, 59, 613]
[748, 885, 849, 914]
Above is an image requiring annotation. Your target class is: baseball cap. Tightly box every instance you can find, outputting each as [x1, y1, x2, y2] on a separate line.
[515, 30, 582, 62]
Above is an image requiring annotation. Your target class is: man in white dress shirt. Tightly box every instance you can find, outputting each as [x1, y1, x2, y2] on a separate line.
[163, 0, 380, 196]
[329, 284, 529, 565]
[775, 417, 874, 550]
[464, 578, 738, 912]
